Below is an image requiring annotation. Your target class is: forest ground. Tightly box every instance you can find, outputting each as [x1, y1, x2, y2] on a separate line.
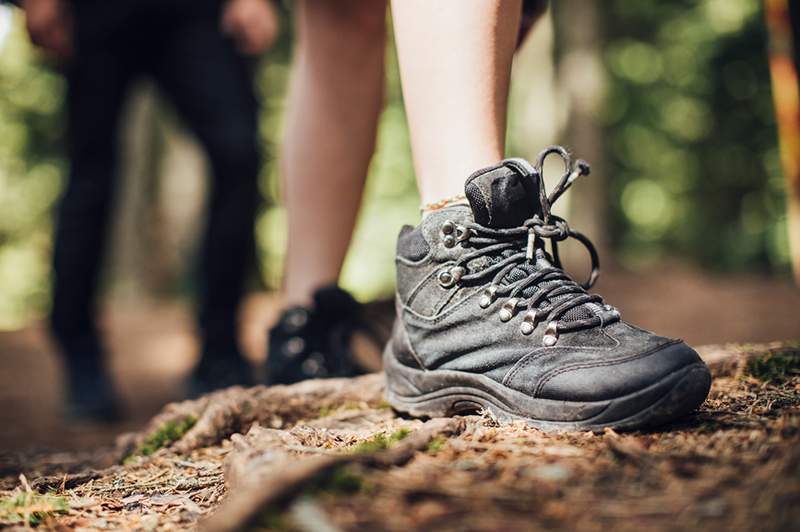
[0, 264, 798, 531]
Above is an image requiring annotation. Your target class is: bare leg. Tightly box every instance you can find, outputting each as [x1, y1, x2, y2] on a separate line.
[391, 0, 522, 205]
[281, 0, 388, 306]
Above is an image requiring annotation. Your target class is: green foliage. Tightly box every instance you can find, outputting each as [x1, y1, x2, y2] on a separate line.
[0, 11, 66, 328]
[127, 416, 197, 460]
[599, 0, 788, 273]
[0, 491, 68, 526]
[744, 348, 800, 384]
[351, 428, 410, 454]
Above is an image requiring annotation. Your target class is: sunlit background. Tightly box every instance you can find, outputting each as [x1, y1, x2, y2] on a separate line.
[0, 0, 792, 331]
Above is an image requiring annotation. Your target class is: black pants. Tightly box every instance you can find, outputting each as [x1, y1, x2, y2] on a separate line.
[50, 0, 261, 363]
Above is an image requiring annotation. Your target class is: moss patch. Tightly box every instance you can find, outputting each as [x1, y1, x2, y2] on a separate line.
[351, 429, 410, 454]
[126, 416, 197, 461]
[426, 435, 447, 454]
[744, 349, 800, 384]
[0, 491, 68, 527]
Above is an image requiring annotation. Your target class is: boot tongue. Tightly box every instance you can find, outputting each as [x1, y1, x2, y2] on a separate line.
[464, 159, 541, 228]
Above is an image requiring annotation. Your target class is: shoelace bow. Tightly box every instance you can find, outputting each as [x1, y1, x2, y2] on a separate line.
[443, 146, 620, 346]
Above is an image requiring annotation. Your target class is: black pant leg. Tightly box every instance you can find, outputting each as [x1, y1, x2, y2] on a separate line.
[153, 11, 261, 356]
[50, 46, 133, 362]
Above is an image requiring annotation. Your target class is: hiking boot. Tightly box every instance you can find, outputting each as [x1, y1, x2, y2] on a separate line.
[384, 146, 711, 431]
[266, 285, 371, 385]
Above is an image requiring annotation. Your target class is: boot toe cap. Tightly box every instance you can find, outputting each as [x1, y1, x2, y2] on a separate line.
[535, 341, 706, 402]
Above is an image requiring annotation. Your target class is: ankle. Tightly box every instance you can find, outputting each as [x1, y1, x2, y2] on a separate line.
[420, 194, 469, 218]
[282, 280, 341, 309]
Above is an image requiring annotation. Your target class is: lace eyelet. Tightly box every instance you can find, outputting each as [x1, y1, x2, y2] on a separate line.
[283, 337, 306, 357]
[438, 269, 455, 288]
[499, 298, 519, 322]
[441, 220, 455, 235]
[455, 225, 470, 243]
[520, 309, 541, 335]
[282, 309, 308, 333]
[479, 285, 498, 308]
[301, 352, 327, 376]
[443, 235, 456, 248]
[542, 321, 559, 346]
[438, 266, 464, 288]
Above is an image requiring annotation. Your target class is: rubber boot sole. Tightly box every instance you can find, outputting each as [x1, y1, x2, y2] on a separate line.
[383, 345, 711, 432]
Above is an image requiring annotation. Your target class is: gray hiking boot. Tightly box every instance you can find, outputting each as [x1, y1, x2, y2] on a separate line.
[384, 146, 711, 431]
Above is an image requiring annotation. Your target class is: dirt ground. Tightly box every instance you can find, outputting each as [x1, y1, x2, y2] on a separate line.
[0, 343, 797, 531]
[0, 265, 798, 530]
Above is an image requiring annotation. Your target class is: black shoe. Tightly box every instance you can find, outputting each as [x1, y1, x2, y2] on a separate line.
[187, 347, 255, 398]
[384, 147, 711, 431]
[64, 357, 122, 423]
[266, 286, 371, 385]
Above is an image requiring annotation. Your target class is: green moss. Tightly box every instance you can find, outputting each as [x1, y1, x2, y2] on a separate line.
[426, 435, 447, 454]
[125, 416, 197, 461]
[351, 428, 410, 454]
[0, 491, 68, 526]
[744, 349, 800, 384]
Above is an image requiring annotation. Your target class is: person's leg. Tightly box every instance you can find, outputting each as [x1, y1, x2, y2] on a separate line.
[52, 27, 132, 420]
[391, 0, 521, 205]
[265, 0, 388, 385]
[154, 4, 260, 390]
[281, 0, 387, 307]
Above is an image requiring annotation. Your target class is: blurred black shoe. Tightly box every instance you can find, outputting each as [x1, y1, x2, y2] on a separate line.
[64, 338, 123, 423]
[187, 345, 255, 398]
[266, 285, 374, 385]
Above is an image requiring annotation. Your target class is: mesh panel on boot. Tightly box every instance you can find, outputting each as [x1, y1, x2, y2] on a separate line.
[473, 251, 596, 324]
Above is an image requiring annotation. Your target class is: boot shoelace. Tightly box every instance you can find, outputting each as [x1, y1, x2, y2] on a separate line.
[439, 146, 620, 346]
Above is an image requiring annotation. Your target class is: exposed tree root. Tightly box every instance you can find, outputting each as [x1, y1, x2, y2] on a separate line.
[116, 374, 386, 460]
[204, 417, 465, 531]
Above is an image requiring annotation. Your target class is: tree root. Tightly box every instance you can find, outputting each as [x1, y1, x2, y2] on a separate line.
[115, 374, 386, 460]
[201, 417, 466, 532]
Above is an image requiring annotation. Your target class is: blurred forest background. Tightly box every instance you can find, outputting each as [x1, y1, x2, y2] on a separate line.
[0, 0, 791, 330]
